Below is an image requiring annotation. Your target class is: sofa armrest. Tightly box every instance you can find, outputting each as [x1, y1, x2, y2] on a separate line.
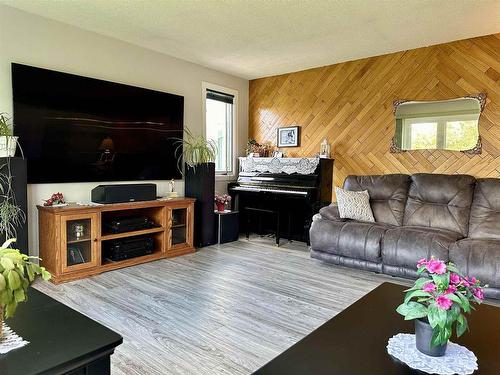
[319, 204, 346, 222]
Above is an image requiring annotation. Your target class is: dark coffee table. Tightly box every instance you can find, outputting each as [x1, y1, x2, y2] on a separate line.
[254, 282, 500, 374]
[0, 288, 122, 375]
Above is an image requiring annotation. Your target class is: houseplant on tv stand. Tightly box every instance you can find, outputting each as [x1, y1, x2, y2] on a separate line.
[175, 129, 218, 247]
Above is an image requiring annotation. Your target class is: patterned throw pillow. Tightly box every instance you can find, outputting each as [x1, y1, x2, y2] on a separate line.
[335, 187, 375, 222]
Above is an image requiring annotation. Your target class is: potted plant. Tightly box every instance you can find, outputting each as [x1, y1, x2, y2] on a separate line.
[214, 193, 231, 212]
[175, 129, 218, 247]
[396, 258, 485, 357]
[0, 239, 51, 337]
[0, 113, 18, 158]
[0, 112, 26, 247]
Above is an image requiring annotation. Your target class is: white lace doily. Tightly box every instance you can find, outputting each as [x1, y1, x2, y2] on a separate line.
[387, 333, 478, 375]
[239, 157, 320, 175]
[0, 323, 29, 354]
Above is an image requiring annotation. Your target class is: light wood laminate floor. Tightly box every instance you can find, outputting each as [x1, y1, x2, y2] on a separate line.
[34, 236, 406, 375]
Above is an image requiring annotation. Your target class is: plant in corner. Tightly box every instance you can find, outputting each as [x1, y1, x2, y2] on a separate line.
[174, 129, 218, 247]
[396, 258, 485, 357]
[0, 239, 51, 337]
[0, 113, 25, 242]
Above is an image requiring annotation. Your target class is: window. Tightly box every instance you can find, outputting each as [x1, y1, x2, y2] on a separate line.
[402, 114, 479, 151]
[204, 85, 236, 174]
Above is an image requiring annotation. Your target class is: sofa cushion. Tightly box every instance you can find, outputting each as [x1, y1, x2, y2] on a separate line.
[335, 187, 374, 222]
[381, 226, 463, 269]
[403, 173, 475, 236]
[449, 239, 500, 289]
[343, 174, 410, 226]
[310, 217, 390, 262]
[468, 178, 500, 240]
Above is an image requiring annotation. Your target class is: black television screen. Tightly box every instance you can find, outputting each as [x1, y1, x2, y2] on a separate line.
[12, 63, 183, 184]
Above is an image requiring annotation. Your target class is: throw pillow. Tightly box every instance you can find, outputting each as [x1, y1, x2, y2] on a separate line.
[335, 187, 375, 222]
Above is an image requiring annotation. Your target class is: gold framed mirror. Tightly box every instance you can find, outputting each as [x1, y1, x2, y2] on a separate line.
[390, 93, 486, 154]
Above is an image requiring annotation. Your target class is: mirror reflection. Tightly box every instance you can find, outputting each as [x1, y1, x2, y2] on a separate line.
[392, 96, 484, 152]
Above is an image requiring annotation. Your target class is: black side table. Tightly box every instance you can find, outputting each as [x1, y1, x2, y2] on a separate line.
[0, 287, 122, 375]
[214, 210, 239, 244]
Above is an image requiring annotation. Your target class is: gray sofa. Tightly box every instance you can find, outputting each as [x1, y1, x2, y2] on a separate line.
[310, 173, 500, 299]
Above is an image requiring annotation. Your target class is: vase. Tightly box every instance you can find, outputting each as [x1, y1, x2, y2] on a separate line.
[415, 318, 447, 357]
[216, 202, 225, 212]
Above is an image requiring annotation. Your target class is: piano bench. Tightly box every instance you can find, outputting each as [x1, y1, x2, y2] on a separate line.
[243, 206, 282, 246]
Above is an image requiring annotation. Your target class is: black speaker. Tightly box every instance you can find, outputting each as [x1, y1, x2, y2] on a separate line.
[91, 183, 157, 204]
[0, 157, 28, 254]
[185, 163, 215, 247]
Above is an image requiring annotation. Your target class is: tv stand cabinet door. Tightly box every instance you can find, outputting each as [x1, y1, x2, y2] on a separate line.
[166, 202, 194, 251]
[60, 213, 100, 274]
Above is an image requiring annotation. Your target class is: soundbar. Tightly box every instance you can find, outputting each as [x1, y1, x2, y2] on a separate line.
[91, 183, 157, 204]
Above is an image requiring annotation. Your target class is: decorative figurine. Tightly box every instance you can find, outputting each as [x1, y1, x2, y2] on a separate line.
[319, 138, 331, 158]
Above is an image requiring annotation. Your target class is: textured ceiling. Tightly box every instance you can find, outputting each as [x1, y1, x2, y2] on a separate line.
[2, 0, 500, 79]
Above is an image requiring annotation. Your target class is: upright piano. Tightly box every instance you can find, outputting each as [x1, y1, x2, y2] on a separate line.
[228, 157, 333, 244]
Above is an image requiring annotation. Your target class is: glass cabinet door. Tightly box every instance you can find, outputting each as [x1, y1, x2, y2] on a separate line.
[168, 205, 192, 250]
[61, 213, 99, 272]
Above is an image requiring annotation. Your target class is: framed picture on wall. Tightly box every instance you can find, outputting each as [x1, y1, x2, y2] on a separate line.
[277, 126, 300, 147]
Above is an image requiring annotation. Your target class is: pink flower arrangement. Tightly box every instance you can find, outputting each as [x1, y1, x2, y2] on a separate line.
[397, 257, 487, 347]
[43, 192, 65, 206]
[214, 194, 231, 205]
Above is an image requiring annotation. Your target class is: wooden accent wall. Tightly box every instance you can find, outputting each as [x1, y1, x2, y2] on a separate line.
[249, 34, 500, 196]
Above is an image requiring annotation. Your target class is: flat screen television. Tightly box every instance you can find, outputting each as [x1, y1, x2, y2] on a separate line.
[12, 63, 184, 184]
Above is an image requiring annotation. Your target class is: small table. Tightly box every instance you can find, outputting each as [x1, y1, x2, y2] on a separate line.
[0, 288, 122, 375]
[253, 282, 500, 374]
[214, 210, 239, 244]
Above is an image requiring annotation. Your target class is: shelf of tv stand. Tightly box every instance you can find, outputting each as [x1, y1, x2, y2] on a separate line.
[171, 223, 186, 228]
[101, 250, 163, 269]
[101, 227, 165, 241]
[67, 237, 92, 244]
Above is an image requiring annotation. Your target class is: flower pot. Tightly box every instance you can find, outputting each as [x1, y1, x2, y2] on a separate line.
[0, 136, 18, 157]
[415, 318, 447, 357]
[216, 202, 225, 212]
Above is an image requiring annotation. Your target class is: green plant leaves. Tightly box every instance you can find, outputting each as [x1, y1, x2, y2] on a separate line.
[404, 289, 432, 304]
[0, 257, 14, 270]
[6, 269, 20, 290]
[427, 305, 447, 329]
[0, 242, 52, 318]
[456, 314, 469, 337]
[396, 301, 428, 320]
[404, 277, 430, 292]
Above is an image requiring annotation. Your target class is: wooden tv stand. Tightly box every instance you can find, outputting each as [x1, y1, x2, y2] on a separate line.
[37, 198, 195, 284]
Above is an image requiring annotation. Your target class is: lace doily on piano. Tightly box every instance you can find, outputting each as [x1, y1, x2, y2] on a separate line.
[0, 323, 29, 354]
[239, 157, 320, 175]
[387, 333, 477, 375]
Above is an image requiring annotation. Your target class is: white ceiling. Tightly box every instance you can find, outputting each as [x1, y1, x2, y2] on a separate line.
[2, 0, 500, 80]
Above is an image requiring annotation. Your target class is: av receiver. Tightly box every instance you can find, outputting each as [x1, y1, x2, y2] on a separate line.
[103, 236, 154, 261]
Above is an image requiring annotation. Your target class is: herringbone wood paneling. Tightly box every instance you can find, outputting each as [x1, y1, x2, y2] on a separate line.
[249, 34, 500, 199]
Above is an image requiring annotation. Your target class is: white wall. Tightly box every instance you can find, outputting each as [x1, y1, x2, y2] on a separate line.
[0, 5, 249, 256]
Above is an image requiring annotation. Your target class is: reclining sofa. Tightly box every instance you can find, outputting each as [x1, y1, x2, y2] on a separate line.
[310, 173, 500, 299]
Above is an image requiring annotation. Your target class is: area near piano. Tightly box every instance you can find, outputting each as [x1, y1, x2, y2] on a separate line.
[1, 2, 499, 375]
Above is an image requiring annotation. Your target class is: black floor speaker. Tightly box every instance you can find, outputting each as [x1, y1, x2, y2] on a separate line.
[185, 163, 215, 247]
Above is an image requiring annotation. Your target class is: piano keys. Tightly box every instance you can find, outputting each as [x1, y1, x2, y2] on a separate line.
[228, 157, 333, 244]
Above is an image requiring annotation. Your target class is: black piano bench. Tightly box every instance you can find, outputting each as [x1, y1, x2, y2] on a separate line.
[243, 206, 282, 246]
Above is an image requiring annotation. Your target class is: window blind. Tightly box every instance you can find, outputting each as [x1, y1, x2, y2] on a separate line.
[206, 89, 234, 104]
